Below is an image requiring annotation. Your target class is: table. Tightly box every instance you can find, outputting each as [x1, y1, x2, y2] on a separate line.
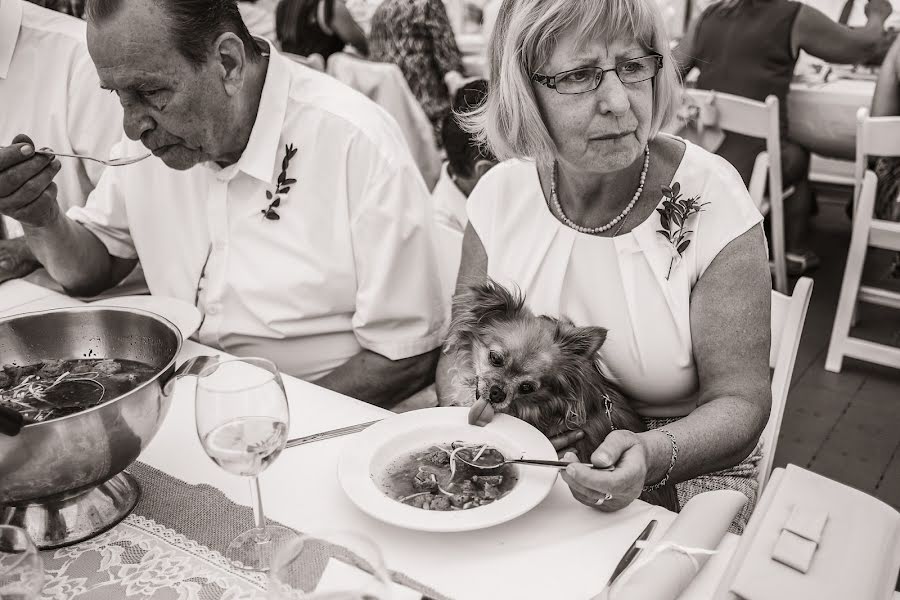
[0, 280, 739, 600]
[788, 77, 875, 162]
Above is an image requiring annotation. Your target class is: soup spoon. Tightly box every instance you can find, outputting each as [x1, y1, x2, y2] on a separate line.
[459, 455, 615, 472]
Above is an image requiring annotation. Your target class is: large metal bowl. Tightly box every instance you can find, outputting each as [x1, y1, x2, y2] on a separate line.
[0, 306, 182, 548]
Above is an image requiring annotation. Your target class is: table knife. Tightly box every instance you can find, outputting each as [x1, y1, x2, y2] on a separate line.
[606, 519, 658, 587]
[284, 419, 381, 448]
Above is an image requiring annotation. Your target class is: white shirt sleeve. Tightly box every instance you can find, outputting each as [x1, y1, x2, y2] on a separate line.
[348, 138, 447, 360]
[692, 150, 765, 280]
[66, 145, 138, 260]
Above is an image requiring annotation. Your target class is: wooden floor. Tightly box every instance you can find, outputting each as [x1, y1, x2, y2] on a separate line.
[773, 188, 900, 512]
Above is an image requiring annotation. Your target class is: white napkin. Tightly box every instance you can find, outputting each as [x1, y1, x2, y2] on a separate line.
[599, 490, 747, 600]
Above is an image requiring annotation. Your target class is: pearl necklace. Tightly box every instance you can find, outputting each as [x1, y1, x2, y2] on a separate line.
[551, 146, 650, 235]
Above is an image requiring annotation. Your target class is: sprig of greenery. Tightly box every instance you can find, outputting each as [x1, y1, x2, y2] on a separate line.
[262, 143, 298, 221]
[656, 182, 709, 280]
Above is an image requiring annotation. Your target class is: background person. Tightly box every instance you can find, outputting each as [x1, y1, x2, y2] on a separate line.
[275, 0, 367, 60]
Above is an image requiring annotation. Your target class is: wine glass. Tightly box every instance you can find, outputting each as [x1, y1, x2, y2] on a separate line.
[0, 525, 43, 599]
[269, 531, 392, 600]
[195, 356, 300, 572]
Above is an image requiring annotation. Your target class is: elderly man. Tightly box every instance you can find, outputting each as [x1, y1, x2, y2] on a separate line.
[0, 0, 446, 407]
[0, 0, 122, 283]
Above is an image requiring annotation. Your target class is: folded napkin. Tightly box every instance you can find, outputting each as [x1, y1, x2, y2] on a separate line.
[714, 465, 900, 600]
[599, 490, 747, 600]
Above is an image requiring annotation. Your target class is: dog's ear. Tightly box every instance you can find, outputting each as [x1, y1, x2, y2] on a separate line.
[444, 279, 526, 353]
[554, 319, 608, 359]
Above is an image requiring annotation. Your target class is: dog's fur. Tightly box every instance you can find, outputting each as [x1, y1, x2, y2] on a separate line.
[444, 280, 678, 511]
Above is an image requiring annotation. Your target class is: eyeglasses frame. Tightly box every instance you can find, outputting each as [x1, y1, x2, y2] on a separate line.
[531, 54, 664, 95]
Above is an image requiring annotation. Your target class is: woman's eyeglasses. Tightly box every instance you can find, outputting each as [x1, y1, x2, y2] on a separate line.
[532, 55, 664, 95]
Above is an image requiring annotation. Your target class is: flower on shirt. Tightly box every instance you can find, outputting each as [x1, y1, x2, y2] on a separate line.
[262, 143, 298, 220]
[656, 182, 708, 280]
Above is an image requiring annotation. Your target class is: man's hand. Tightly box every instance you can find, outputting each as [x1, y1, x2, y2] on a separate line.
[866, 0, 892, 23]
[0, 134, 62, 228]
[0, 238, 40, 283]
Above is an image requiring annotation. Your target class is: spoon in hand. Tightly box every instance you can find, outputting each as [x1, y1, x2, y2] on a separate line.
[35, 148, 151, 167]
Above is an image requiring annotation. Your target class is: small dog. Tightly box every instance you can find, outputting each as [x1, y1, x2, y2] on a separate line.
[443, 279, 678, 511]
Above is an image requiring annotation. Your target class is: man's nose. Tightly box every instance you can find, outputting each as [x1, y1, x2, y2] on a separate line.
[488, 385, 506, 404]
[595, 72, 630, 116]
[122, 105, 154, 142]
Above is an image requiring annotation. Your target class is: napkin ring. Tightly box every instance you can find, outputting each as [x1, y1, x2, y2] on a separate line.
[644, 429, 677, 492]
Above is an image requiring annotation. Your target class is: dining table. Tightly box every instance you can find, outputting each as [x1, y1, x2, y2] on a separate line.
[0, 279, 742, 600]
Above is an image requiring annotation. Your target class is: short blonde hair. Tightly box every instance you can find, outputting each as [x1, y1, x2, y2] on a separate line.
[465, 0, 680, 166]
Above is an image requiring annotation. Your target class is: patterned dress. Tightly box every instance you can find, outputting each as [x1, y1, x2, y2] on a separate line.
[368, 0, 464, 133]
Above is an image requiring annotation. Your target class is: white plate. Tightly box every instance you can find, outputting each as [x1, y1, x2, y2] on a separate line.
[338, 407, 557, 532]
[90, 295, 202, 341]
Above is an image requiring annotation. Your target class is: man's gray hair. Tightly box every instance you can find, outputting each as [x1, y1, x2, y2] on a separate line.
[462, 0, 681, 166]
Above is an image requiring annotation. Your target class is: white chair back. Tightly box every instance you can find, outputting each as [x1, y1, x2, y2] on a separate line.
[852, 107, 900, 213]
[759, 276, 814, 491]
[682, 90, 789, 293]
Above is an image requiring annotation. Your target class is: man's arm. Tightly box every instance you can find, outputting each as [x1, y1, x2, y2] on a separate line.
[315, 348, 440, 408]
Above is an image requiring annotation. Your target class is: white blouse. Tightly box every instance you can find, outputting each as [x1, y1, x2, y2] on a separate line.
[466, 139, 763, 418]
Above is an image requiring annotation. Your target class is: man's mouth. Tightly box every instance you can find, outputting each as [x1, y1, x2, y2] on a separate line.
[150, 144, 175, 156]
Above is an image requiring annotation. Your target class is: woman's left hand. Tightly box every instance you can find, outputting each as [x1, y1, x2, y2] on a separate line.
[559, 430, 649, 511]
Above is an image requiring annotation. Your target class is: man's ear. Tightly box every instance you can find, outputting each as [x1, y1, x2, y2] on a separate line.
[473, 159, 496, 181]
[212, 32, 248, 96]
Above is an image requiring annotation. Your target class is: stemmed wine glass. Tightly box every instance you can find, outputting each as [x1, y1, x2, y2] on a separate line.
[195, 356, 300, 572]
[0, 525, 43, 599]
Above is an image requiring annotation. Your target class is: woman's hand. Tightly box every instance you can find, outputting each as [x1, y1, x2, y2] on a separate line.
[560, 430, 649, 511]
[468, 398, 586, 457]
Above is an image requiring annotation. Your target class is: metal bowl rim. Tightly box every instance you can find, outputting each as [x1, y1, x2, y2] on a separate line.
[0, 305, 183, 430]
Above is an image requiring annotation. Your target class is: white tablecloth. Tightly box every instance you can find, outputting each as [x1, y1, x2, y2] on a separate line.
[0, 280, 740, 600]
[788, 77, 875, 161]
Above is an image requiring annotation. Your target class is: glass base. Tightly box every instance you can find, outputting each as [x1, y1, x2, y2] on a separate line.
[226, 525, 300, 572]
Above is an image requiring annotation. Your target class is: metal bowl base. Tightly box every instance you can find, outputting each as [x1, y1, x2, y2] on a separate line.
[0, 471, 141, 549]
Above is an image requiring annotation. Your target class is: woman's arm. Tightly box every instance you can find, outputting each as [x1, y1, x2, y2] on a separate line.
[872, 34, 900, 116]
[561, 224, 771, 510]
[793, 2, 892, 65]
[435, 223, 488, 404]
[330, 0, 369, 56]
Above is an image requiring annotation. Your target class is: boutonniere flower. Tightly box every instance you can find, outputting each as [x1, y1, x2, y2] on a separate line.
[262, 144, 298, 221]
[656, 182, 709, 280]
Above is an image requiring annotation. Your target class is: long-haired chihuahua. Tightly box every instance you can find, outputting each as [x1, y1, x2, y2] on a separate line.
[443, 279, 678, 511]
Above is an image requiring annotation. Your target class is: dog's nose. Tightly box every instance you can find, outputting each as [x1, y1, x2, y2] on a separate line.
[488, 385, 506, 404]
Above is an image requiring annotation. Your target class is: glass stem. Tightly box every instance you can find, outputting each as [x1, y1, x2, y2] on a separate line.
[249, 476, 270, 543]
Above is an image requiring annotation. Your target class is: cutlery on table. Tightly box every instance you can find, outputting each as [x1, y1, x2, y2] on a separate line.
[285, 419, 381, 448]
[34, 148, 151, 167]
[461, 456, 616, 471]
[605, 519, 658, 588]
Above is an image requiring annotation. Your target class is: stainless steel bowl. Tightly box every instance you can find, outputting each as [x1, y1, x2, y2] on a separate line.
[0, 306, 182, 548]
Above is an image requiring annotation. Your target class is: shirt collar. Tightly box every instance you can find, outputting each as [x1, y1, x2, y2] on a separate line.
[221, 39, 291, 184]
[0, 0, 24, 80]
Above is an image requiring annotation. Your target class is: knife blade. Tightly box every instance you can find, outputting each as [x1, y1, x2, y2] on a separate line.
[284, 419, 381, 448]
[606, 519, 658, 587]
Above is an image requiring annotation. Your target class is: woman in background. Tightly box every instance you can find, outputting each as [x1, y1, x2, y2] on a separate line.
[675, 0, 893, 276]
[276, 0, 368, 60]
[369, 0, 466, 134]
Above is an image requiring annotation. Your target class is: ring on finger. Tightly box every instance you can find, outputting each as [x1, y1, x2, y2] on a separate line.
[595, 492, 613, 506]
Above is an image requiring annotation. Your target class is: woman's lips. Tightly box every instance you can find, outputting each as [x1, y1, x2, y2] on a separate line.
[591, 131, 634, 141]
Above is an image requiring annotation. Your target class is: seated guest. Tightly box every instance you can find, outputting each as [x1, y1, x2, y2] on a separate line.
[0, 0, 121, 282]
[276, 0, 367, 59]
[369, 0, 466, 135]
[433, 80, 496, 234]
[674, 0, 894, 276]
[0, 0, 446, 408]
[436, 0, 772, 532]
[238, 0, 276, 43]
[869, 33, 900, 277]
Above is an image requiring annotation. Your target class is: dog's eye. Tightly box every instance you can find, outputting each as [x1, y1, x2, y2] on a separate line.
[488, 351, 504, 367]
[519, 382, 536, 394]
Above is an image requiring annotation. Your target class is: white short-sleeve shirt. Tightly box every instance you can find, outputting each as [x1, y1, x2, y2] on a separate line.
[467, 139, 763, 417]
[68, 47, 446, 381]
[0, 0, 122, 237]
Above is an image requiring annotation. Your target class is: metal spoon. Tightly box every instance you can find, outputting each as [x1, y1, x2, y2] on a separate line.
[457, 453, 615, 472]
[35, 148, 151, 167]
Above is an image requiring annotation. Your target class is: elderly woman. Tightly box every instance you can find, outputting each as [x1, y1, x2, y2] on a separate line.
[435, 0, 771, 532]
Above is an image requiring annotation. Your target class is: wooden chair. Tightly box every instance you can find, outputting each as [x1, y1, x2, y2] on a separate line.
[683, 90, 792, 293]
[758, 276, 814, 491]
[826, 169, 900, 372]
